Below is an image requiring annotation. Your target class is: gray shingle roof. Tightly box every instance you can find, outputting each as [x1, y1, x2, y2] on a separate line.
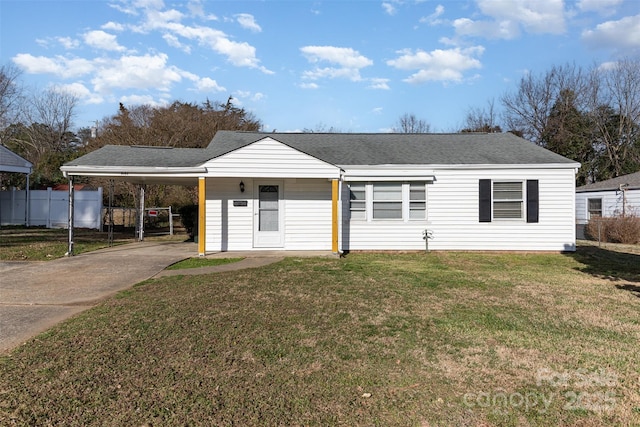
[210, 131, 578, 166]
[64, 131, 579, 169]
[576, 171, 640, 192]
[1, 145, 33, 173]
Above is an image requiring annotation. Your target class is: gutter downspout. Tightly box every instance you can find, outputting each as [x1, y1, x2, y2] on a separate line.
[25, 172, 30, 226]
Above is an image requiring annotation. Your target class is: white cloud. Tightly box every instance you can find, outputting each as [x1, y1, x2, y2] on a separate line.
[120, 94, 167, 107]
[577, 0, 623, 14]
[83, 30, 126, 51]
[187, 0, 217, 20]
[382, 2, 397, 16]
[300, 46, 373, 82]
[58, 82, 104, 104]
[156, 22, 271, 72]
[13, 54, 94, 77]
[368, 78, 390, 90]
[582, 14, 640, 52]
[101, 21, 125, 31]
[91, 53, 182, 93]
[194, 77, 225, 92]
[236, 13, 261, 32]
[163, 33, 191, 53]
[454, 0, 566, 39]
[420, 5, 445, 25]
[453, 17, 520, 39]
[301, 46, 373, 68]
[387, 46, 484, 84]
[108, 0, 271, 72]
[56, 37, 80, 49]
[299, 82, 319, 89]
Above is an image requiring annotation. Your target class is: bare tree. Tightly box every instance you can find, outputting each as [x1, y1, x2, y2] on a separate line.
[461, 98, 502, 133]
[10, 86, 79, 162]
[0, 64, 24, 140]
[501, 63, 588, 144]
[392, 113, 430, 133]
[585, 57, 640, 178]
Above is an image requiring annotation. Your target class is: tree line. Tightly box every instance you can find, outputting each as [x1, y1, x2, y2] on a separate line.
[1, 57, 639, 207]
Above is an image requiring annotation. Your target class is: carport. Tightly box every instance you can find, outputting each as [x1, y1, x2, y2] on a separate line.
[0, 145, 33, 226]
[60, 145, 207, 257]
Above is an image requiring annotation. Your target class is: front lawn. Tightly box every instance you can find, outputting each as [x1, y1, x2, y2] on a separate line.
[1, 246, 639, 426]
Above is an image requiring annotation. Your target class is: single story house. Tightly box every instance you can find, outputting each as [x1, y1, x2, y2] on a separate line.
[575, 171, 640, 239]
[61, 131, 580, 254]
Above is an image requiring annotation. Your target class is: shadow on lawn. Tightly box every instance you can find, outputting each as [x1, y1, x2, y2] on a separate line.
[567, 245, 640, 298]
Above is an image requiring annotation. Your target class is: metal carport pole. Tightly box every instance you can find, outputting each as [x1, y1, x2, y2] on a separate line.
[66, 176, 74, 256]
[137, 184, 145, 241]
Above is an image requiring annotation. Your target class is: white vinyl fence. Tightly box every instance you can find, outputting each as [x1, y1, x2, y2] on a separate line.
[0, 187, 103, 229]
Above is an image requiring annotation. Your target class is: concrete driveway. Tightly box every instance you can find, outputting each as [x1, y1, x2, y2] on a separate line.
[0, 241, 196, 353]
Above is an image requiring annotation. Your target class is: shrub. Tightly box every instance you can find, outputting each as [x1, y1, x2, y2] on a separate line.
[177, 204, 198, 240]
[586, 215, 640, 244]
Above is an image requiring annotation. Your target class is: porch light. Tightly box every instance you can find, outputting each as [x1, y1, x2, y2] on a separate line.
[239, 181, 245, 192]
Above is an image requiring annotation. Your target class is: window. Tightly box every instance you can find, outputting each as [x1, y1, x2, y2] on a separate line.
[373, 183, 402, 219]
[409, 182, 426, 219]
[493, 181, 523, 219]
[349, 183, 366, 220]
[348, 182, 428, 221]
[588, 198, 602, 219]
[479, 179, 538, 223]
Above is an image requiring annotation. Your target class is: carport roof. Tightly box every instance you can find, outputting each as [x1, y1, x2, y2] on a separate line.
[0, 145, 33, 174]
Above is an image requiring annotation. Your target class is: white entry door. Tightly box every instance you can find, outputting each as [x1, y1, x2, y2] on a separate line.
[254, 182, 284, 248]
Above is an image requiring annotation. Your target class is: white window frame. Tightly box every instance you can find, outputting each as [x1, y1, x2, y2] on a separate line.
[408, 182, 426, 220]
[587, 198, 602, 220]
[372, 182, 403, 220]
[492, 181, 524, 220]
[348, 182, 427, 222]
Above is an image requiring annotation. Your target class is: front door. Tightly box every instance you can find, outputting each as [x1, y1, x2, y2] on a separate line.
[254, 182, 284, 248]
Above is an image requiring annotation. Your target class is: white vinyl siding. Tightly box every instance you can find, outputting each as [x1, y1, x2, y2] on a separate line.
[575, 189, 640, 225]
[205, 178, 332, 252]
[343, 167, 577, 252]
[202, 137, 340, 179]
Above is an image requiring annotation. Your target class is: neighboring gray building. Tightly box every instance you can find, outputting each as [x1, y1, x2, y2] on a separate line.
[575, 171, 640, 239]
[62, 131, 580, 254]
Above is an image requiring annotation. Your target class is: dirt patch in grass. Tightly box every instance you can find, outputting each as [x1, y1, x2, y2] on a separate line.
[0, 246, 639, 426]
[166, 257, 244, 270]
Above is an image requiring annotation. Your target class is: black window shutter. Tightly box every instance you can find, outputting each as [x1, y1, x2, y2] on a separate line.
[526, 180, 539, 223]
[479, 179, 491, 222]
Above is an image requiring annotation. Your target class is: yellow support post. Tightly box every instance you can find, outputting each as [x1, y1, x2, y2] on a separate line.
[332, 179, 339, 253]
[198, 177, 206, 256]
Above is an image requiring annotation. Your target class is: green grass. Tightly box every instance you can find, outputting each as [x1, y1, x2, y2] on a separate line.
[0, 227, 186, 261]
[166, 257, 244, 270]
[1, 245, 639, 426]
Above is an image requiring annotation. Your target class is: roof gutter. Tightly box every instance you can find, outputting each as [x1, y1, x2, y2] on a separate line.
[61, 165, 208, 178]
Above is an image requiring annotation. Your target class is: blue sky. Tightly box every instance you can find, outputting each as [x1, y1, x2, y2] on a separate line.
[1, 0, 639, 133]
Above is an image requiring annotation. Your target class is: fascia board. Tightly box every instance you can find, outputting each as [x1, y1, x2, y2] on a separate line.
[341, 163, 580, 171]
[61, 165, 207, 177]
